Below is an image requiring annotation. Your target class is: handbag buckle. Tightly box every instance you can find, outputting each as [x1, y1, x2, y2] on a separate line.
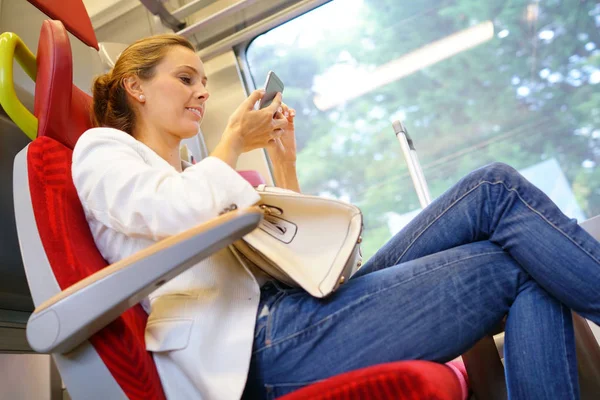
[259, 204, 283, 216]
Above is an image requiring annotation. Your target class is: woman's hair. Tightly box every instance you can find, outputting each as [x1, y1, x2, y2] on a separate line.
[92, 34, 195, 134]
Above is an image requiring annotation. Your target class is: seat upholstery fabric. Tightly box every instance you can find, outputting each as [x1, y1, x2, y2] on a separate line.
[280, 360, 465, 400]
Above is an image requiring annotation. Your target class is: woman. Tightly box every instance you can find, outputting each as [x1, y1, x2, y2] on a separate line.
[73, 34, 600, 400]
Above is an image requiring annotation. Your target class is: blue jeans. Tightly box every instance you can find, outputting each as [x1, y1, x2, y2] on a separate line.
[242, 163, 600, 400]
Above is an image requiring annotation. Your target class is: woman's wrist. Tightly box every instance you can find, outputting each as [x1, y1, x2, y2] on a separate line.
[270, 157, 296, 166]
[222, 126, 244, 154]
[210, 129, 243, 168]
[267, 147, 296, 165]
[271, 159, 300, 192]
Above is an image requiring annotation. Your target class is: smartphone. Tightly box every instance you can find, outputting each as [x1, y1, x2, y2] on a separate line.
[258, 71, 284, 109]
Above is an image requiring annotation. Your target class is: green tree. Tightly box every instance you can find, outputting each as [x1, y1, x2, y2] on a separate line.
[246, 0, 600, 260]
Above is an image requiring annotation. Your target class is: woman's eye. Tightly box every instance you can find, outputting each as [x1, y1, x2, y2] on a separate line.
[179, 76, 192, 84]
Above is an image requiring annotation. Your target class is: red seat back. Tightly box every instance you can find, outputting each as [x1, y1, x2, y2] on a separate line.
[34, 20, 94, 149]
[30, 20, 165, 399]
[26, 0, 99, 50]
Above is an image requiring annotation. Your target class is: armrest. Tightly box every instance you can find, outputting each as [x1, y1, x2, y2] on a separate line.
[26, 207, 262, 354]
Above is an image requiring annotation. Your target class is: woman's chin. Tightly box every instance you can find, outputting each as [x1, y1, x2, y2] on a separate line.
[179, 123, 202, 138]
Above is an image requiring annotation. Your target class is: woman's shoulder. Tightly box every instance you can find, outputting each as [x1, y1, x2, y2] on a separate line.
[74, 127, 145, 157]
[72, 127, 148, 170]
[76, 127, 137, 149]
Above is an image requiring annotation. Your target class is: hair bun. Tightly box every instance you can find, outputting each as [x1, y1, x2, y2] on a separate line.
[92, 72, 112, 127]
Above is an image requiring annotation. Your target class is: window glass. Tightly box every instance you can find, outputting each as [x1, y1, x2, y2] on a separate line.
[246, 0, 600, 260]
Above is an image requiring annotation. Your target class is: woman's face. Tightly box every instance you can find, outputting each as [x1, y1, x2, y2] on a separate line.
[139, 45, 209, 139]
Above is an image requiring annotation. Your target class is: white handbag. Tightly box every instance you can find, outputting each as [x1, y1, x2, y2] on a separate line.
[232, 185, 363, 298]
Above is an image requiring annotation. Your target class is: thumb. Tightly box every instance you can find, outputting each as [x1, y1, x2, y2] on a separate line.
[244, 89, 265, 109]
[266, 92, 283, 114]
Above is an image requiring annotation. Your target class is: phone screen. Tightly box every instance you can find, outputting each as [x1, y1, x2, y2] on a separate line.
[259, 71, 284, 109]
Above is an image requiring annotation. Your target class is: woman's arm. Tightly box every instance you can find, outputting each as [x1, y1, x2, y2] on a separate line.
[271, 160, 301, 192]
[210, 132, 243, 169]
[72, 128, 260, 241]
[267, 104, 301, 192]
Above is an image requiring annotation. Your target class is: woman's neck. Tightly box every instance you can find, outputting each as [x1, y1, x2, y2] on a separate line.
[133, 123, 182, 172]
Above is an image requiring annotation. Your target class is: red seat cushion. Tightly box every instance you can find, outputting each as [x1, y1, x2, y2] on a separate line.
[279, 360, 464, 400]
[28, 136, 166, 400]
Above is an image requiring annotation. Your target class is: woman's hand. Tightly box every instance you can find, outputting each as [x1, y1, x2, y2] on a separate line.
[267, 103, 297, 164]
[211, 90, 288, 168]
[223, 90, 288, 153]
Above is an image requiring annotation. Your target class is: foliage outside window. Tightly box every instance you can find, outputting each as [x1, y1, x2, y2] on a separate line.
[246, 0, 600, 260]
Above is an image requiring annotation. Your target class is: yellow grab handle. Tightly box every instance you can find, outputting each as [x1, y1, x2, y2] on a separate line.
[0, 32, 38, 140]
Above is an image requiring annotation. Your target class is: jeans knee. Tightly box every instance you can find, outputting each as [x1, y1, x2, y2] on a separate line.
[476, 162, 520, 183]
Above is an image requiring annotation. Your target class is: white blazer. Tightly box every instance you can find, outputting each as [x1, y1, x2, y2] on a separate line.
[72, 127, 263, 399]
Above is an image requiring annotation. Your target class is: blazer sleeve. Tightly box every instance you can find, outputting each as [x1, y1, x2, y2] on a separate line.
[72, 128, 261, 241]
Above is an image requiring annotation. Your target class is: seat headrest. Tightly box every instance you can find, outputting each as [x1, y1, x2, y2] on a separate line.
[34, 20, 93, 150]
[26, 0, 99, 50]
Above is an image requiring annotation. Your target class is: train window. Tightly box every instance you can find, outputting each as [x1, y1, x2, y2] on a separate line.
[245, 0, 600, 260]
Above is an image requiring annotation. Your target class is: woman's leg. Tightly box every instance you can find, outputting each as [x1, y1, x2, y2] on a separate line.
[355, 162, 600, 324]
[504, 280, 579, 399]
[244, 242, 577, 400]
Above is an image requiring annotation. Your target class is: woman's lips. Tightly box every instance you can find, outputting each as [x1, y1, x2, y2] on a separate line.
[185, 107, 203, 120]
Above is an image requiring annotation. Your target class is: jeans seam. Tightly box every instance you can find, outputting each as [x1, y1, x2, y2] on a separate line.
[489, 180, 600, 266]
[559, 308, 577, 398]
[253, 250, 506, 354]
[393, 180, 490, 265]
[393, 180, 600, 268]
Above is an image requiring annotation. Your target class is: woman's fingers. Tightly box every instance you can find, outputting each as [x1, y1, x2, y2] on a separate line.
[280, 103, 295, 121]
[234, 92, 293, 151]
[244, 89, 265, 110]
[280, 103, 289, 115]
[272, 117, 288, 131]
[274, 109, 285, 120]
[265, 93, 283, 114]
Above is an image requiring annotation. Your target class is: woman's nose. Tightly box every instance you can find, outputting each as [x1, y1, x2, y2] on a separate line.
[197, 88, 210, 101]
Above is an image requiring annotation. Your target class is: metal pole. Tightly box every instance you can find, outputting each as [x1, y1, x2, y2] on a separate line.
[392, 120, 431, 208]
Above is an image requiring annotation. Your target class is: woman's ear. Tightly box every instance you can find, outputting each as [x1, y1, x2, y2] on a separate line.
[122, 75, 145, 103]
